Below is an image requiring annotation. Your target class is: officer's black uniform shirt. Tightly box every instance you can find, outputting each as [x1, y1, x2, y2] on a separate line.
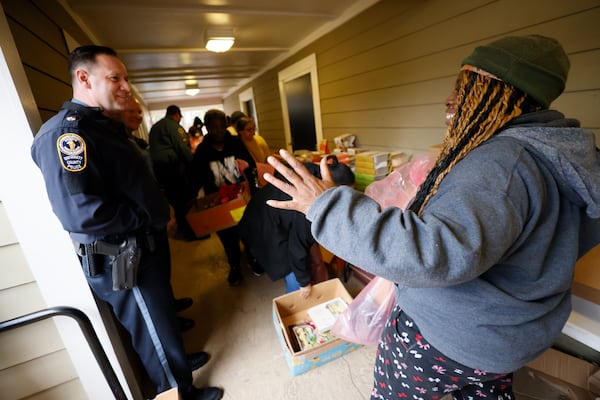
[31, 101, 170, 244]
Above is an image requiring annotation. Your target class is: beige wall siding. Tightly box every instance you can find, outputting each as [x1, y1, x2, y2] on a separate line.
[1, 1, 92, 398]
[225, 0, 600, 154]
[1, 0, 92, 122]
[0, 202, 86, 399]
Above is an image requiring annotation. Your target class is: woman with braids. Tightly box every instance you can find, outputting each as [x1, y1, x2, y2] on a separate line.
[263, 35, 600, 399]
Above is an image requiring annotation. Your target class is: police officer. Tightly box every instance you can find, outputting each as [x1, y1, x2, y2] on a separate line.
[149, 105, 199, 241]
[31, 45, 223, 400]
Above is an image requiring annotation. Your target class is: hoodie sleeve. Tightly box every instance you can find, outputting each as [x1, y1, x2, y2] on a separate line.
[306, 142, 535, 287]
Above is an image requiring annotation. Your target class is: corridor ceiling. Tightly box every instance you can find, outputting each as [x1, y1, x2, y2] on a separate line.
[62, 0, 379, 108]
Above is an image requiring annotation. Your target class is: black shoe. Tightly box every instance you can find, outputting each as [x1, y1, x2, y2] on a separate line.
[248, 258, 264, 277]
[174, 297, 193, 312]
[179, 317, 195, 332]
[187, 351, 209, 371]
[227, 268, 242, 286]
[182, 386, 223, 400]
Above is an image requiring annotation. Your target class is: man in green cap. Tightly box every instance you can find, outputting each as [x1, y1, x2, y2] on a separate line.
[263, 35, 600, 399]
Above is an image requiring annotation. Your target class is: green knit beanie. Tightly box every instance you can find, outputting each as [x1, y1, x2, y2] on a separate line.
[461, 34, 570, 108]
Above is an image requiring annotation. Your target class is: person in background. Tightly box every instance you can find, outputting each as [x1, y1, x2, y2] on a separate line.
[112, 95, 197, 332]
[31, 45, 222, 400]
[236, 116, 271, 164]
[235, 115, 274, 188]
[190, 109, 259, 286]
[149, 105, 199, 241]
[119, 95, 149, 149]
[239, 155, 354, 297]
[226, 110, 246, 136]
[188, 116, 204, 154]
[264, 35, 600, 399]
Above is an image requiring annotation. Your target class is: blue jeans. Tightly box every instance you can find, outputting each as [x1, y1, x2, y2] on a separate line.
[284, 272, 301, 293]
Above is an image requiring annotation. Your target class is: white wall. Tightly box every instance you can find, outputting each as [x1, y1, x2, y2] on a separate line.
[0, 5, 133, 399]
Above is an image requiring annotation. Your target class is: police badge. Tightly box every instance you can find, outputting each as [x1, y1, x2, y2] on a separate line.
[57, 133, 87, 172]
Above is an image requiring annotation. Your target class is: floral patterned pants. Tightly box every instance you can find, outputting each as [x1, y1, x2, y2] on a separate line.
[371, 305, 514, 400]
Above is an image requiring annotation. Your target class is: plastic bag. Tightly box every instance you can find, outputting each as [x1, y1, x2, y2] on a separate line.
[330, 153, 435, 346]
[365, 152, 436, 209]
[330, 276, 396, 346]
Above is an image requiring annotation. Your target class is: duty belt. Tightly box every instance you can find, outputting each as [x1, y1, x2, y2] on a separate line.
[72, 233, 148, 290]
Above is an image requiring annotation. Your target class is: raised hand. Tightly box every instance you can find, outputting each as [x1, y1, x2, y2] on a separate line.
[264, 149, 336, 214]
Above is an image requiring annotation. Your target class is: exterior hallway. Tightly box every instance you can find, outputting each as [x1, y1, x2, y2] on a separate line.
[164, 233, 595, 400]
[167, 233, 377, 400]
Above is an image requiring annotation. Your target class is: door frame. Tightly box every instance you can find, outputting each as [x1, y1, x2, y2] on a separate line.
[238, 87, 259, 133]
[277, 53, 323, 152]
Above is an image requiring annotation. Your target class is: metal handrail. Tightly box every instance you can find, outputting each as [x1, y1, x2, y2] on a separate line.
[0, 305, 128, 399]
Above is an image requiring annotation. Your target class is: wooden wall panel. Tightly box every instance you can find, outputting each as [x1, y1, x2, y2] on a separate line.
[567, 51, 600, 91]
[0, 321, 64, 368]
[317, 0, 487, 74]
[3, 0, 91, 123]
[2, 0, 67, 54]
[323, 103, 442, 128]
[32, 0, 93, 47]
[25, 379, 87, 400]
[226, 0, 600, 155]
[319, 48, 465, 101]
[350, 128, 445, 153]
[24, 66, 71, 114]
[0, 351, 79, 399]
[0, 202, 17, 245]
[7, 19, 69, 83]
[38, 109, 58, 122]
[321, 77, 454, 116]
[0, 282, 46, 322]
[0, 244, 35, 288]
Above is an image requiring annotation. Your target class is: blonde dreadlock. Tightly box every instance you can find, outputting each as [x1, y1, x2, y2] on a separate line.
[409, 70, 538, 216]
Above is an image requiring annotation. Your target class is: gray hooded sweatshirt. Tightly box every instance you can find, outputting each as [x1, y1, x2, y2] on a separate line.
[306, 110, 600, 373]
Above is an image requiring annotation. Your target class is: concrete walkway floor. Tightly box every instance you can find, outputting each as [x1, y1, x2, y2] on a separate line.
[169, 234, 376, 400]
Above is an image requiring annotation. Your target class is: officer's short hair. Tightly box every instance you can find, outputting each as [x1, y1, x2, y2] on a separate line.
[204, 109, 227, 127]
[68, 45, 117, 81]
[166, 105, 181, 117]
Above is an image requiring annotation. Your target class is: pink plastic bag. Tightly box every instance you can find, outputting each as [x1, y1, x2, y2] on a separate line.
[330, 153, 436, 346]
[330, 276, 396, 346]
[365, 153, 436, 209]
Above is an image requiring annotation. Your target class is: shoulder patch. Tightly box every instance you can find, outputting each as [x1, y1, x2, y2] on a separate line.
[56, 133, 87, 172]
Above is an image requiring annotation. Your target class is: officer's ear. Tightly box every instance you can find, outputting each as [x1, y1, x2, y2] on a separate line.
[75, 69, 91, 88]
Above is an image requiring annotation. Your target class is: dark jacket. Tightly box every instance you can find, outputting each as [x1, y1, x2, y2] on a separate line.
[190, 133, 257, 195]
[149, 116, 192, 166]
[238, 182, 314, 286]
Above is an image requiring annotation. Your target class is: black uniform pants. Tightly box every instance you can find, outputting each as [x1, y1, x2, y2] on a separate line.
[80, 230, 192, 393]
[216, 225, 241, 271]
[154, 162, 195, 237]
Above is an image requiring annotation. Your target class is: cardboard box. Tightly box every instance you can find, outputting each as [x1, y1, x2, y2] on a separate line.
[154, 388, 180, 400]
[514, 367, 596, 400]
[186, 183, 250, 237]
[573, 244, 600, 305]
[589, 369, 600, 395]
[272, 278, 362, 376]
[527, 347, 599, 392]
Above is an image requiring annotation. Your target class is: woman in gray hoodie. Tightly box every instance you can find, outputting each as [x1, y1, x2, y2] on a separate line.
[264, 35, 600, 399]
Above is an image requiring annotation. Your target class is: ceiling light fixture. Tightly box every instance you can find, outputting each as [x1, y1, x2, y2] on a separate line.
[205, 27, 235, 53]
[185, 82, 199, 96]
